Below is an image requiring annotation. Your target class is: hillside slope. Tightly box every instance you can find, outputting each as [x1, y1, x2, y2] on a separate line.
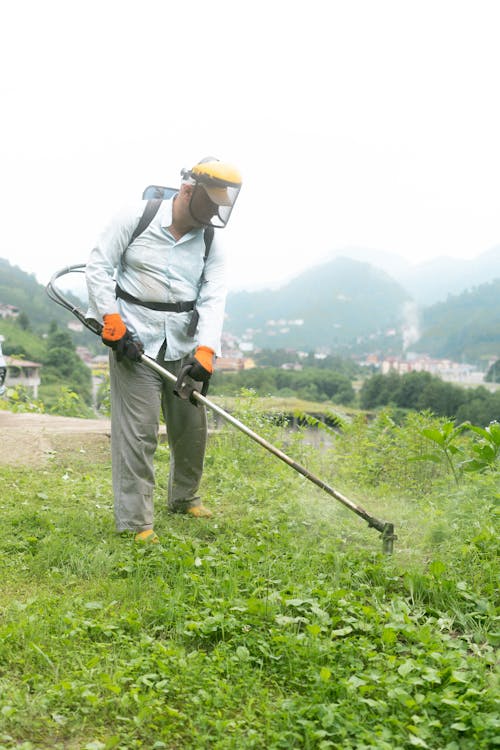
[412, 278, 500, 362]
[225, 257, 411, 351]
[0, 258, 96, 349]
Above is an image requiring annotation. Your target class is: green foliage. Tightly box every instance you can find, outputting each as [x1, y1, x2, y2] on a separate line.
[454, 387, 500, 426]
[212, 367, 355, 404]
[0, 319, 47, 362]
[0, 258, 99, 353]
[485, 358, 500, 383]
[0, 385, 45, 413]
[1, 315, 94, 414]
[96, 374, 111, 417]
[0, 258, 78, 332]
[40, 326, 93, 407]
[332, 408, 500, 496]
[48, 386, 95, 418]
[414, 279, 500, 362]
[460, 421, 500, 473]
[16, 311, 31, 331]
[414, 418, 500, 481]
[253, 349, 364, 377]
[360, 370, 500, 427]
[415, 420, 466, 486]
[333, 410, 450, 494]
[0, 403, 497, 748]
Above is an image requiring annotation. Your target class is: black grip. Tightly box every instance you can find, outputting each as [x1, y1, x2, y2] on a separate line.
[173, 363, 206, 406]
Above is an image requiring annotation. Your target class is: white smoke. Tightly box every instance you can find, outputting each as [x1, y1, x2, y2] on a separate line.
[401, 301, 420, 351]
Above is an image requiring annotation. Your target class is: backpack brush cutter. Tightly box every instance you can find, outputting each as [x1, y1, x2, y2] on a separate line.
[47, 264, 396, 554]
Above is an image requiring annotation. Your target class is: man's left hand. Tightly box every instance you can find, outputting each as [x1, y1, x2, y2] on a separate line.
[185, 346, 215, 384]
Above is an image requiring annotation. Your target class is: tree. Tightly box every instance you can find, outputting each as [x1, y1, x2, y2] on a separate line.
[359, 370, 499, 426]
[360, 372, 401, 409]
[41, 325, 92, 406]
[395, 371, 433, 410]
[16, 311, 31, 330]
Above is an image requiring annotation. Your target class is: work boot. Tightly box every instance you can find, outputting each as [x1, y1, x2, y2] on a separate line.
[186, 505, 213, 519]
[134, 529, 160, 543]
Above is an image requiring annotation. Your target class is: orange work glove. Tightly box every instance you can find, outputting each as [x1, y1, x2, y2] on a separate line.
[184, 346, 215, 384]
[194, 346, 215, 374]
[102, 313, 127, 343]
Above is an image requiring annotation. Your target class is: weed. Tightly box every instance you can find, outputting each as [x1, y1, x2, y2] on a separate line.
[0, 399, 498, 748]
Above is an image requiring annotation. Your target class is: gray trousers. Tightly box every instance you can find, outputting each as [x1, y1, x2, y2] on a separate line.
[109, 348, 207, 532]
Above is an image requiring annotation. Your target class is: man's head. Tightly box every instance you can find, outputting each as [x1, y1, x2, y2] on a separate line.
[180, 157, 242, 228]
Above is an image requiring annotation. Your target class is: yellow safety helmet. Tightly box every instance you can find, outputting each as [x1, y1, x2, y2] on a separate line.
[181, 157, 242, 228]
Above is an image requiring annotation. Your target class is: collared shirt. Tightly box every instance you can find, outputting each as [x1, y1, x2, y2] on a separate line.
[85, 197, 227, 359]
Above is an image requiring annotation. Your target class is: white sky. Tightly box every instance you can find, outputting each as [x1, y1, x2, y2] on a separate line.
[1, 0, 499, 291]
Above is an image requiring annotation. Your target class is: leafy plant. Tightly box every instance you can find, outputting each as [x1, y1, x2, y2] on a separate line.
[416, 419, 466, 485]
[460, 420, 500, 473]
[0, 395, 498, 748]
[48, 386, 94, 418]
[1, 385, 45, 413]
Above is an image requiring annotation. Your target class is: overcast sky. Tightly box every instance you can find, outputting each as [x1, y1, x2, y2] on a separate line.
[1, 0, 499, 292]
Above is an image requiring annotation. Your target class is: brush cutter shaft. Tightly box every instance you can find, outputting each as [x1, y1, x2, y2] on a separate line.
[142, 354, 388, 534]
[46, 264, 396, 553]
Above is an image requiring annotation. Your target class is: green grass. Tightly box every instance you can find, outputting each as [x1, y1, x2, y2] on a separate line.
[0, 406, 498, 749]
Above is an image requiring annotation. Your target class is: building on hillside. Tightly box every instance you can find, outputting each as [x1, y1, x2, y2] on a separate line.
[68, 321, 84, 333]
[217, 356, 244, 372]
[381, 357, 412, 375]
[281, 362, 303, 371]
[216, 355, 256, 372]
[4, 357, 42, 398]
[380, 354, 484, 384]
[0, 303, 20, 319]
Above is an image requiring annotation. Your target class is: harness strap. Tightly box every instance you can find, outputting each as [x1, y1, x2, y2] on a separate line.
[115, 284, 195, 313]
[117, 200, 215, 335]
[130, 199, 163, 244]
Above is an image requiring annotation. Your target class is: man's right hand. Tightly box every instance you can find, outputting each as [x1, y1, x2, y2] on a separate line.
[102, 313, 144, 362]
[115, 332, 144, 361]
[102, 313, 127, 345]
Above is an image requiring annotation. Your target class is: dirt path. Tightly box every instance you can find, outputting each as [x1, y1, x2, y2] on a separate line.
[0, 412, 112, 467]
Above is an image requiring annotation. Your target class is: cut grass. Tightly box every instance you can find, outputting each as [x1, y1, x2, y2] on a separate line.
[0, 416, 498, 749]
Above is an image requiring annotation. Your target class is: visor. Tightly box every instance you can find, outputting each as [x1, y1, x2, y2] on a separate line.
[203, 184, 233, 206]
[189, 182, 241, 228]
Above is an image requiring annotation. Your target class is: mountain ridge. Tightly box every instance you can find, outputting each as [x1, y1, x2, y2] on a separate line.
[1, 254, 499, 364]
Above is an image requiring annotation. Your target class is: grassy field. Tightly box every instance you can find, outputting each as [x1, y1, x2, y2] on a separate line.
[0, 400, 498, 749]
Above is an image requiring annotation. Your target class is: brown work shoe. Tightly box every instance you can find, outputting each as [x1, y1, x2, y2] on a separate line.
[186, 505, 213, 519]
[134, 529, 160, 543]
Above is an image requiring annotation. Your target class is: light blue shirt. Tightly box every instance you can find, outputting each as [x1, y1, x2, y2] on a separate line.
[85, 197, 227, 359]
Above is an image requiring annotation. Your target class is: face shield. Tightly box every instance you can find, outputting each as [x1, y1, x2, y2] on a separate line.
[182, 159, 242, 228]
[189, 182, 240, 228]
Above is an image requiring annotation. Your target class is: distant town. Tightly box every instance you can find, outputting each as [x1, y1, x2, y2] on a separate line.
[1, 304, 498, 397]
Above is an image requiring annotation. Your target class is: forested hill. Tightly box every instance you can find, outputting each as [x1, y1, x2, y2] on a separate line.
[225, 257, 411, 350]
[411, 278, 500, 362]
[0, 258, 96, 349]
[0, 258, 77, 329]
[2, 256, 499, 363]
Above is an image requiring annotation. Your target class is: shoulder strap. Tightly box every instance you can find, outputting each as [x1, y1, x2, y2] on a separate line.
[130, 199, 162, 244]
[130, 200, 214, 254]
[123, 200, 214, 267]
[185, 226, 215, 337]
[203, 225, 214, 261]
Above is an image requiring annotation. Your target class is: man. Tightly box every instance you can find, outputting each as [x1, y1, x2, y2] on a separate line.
[85, 158, 242, 543]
